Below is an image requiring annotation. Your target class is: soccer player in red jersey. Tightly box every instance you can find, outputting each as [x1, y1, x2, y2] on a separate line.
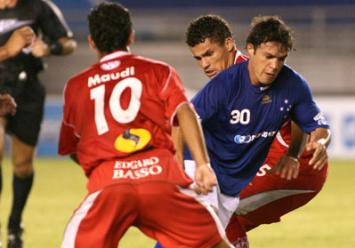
[185, 15, 329, 248]
[59, 3, 233, 248]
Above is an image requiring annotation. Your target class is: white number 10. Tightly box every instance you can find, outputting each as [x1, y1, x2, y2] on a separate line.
[90, 77, 143, 135]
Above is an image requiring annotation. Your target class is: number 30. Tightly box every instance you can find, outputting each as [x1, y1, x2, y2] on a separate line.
[230, 109, 250, 125]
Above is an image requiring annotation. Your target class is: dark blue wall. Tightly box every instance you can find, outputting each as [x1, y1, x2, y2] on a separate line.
[55, 0, 355, 9]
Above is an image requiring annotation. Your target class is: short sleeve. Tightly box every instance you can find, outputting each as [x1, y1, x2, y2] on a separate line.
[291, 78, 329, 132]
[38, 0, 73, 42]
[191, 72, 228, 121]
[58, 82, 79, 155]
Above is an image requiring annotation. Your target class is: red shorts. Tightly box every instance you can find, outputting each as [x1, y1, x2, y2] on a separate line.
[62, 149, 225, 248]
[226, 148, 328, 245]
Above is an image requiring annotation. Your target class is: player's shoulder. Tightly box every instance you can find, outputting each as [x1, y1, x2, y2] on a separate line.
[276, 65, 311, 95]
[131, 55, 173, 75]
[213, 60, 248, 86]
[279, 64, 307, 84]
[65, 64, 97, 91]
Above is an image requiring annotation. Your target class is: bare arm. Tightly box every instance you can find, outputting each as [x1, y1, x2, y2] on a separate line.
[273, 122, 308, 180]
[31, 36, 77, 57]
[0, 26, 34, 61]
[176, 103, 216, 194]
[0, 94, 17, 116]
[306, 127, 331, 170]
[171, 126, 184, 166]
[287, 122, 308, 159]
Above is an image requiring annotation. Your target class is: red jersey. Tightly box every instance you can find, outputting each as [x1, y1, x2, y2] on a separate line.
[58, 50, 189, 176]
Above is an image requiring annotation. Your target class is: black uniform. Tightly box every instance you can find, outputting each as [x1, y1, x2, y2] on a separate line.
[0, 0, 73, 146]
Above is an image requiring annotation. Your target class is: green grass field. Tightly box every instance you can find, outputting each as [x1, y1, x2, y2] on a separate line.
[0, 159, 354, 247]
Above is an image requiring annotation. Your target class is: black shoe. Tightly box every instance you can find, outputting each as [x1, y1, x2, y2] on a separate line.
[7, 227, 23, 248]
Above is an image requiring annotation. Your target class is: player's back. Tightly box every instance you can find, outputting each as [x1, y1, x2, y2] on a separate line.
[61, 51, 187, 175]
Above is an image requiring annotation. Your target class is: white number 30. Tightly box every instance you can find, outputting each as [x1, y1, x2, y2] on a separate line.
[90, 77, 143, 135]
[230, 109, 250, 125]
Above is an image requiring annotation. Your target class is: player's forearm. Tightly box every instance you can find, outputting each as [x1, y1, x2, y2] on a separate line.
[56, 37, 77, 55]
[176, 103, 210, 166]
[287, 122, 308, 159]
[171, 126, 184, 165]
[0, 46, 10, 62]
[310, 127, 331, 147]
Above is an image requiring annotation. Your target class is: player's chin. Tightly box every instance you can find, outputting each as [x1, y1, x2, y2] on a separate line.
[205, 71, 217, 78]
[261, 76, 275, 85]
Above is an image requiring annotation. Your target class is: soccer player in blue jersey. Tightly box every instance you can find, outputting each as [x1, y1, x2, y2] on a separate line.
[188, 13, 331, 243]
[156, 15, 331, 248]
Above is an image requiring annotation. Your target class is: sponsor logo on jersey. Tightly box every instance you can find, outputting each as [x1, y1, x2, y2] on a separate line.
[313, 112, 328, 126]
[88, 66, 135, 87]
[114, 128, 152, 153]
[234, 130, 277, 144]
[112, 156, 162, 179]
[0, 19, 33, 34]
[100, 60, 121, 71]
[261, 95, 272, 104]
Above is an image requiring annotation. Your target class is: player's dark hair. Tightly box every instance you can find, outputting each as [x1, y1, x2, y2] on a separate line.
[186, 15, 233, 47]
[88, 2, 132, 54]
[246, 16, 293, 51]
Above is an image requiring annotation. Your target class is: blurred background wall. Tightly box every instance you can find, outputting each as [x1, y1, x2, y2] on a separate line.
[36, 0, 355, 158]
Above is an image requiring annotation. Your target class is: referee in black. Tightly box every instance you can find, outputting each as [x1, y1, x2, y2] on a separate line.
[0, 1, 76, 247]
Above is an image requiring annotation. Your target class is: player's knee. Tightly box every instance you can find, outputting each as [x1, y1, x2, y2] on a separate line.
[13, 158, 34, 177]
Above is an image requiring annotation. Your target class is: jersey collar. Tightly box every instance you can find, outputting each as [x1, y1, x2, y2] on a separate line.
[100, 50, 131, 63]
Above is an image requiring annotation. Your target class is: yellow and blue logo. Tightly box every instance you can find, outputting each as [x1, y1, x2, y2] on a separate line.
[114, 128, 152, 153]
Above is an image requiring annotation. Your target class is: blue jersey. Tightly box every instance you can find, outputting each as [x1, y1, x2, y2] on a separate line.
[185, 61, 329, 196]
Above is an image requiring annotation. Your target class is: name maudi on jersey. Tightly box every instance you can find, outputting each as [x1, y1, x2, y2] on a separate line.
[88, 66, 135, 87]
[112, 156, 163, 179]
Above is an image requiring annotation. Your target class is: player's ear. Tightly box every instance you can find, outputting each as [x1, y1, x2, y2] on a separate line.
[127, 30, 135, 47]
[225, 37, 235, 52]
[87, 35, 96, 50]
[246, 43, 255, 56]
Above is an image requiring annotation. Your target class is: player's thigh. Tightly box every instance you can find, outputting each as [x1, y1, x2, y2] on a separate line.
[63, 185, 138, 248]
[6, 79, 45, 148]
[138, 182, 224, 248]
[237, 191, 319, 231]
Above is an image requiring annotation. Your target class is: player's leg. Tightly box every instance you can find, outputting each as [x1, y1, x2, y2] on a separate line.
[6, 79, 45, 248]
[138, 182, 233, 248]
[7, 136, 35, 247]
[0, 117, 6, 248]
[225, 164, 327, 246]
[0, 117, 6, 204]
[225, 215, 249, 248]
[62, 185, 138, 248]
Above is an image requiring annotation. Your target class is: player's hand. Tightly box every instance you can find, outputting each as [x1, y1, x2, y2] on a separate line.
[0, 0, 17, 9]
[271, 155, 300, 180]
[0, 94, 17, 116]
[4, 26, 35, 58]
[306, 141, 328, 170]
[31, 38, 50, 57]
[194, 163, 217, 195]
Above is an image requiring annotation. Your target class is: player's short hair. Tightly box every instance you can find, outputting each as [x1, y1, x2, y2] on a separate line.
[246, 16, 293, 51]
[186, 15, 233, 47]
[88, 2, 132, 54]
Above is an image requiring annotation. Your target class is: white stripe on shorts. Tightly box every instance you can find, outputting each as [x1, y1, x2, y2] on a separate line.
[61, 191, 101, 248]
[178, 186, 233, 248]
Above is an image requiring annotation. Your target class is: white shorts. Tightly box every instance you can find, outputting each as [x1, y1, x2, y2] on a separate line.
[184, 160, 240, 228]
